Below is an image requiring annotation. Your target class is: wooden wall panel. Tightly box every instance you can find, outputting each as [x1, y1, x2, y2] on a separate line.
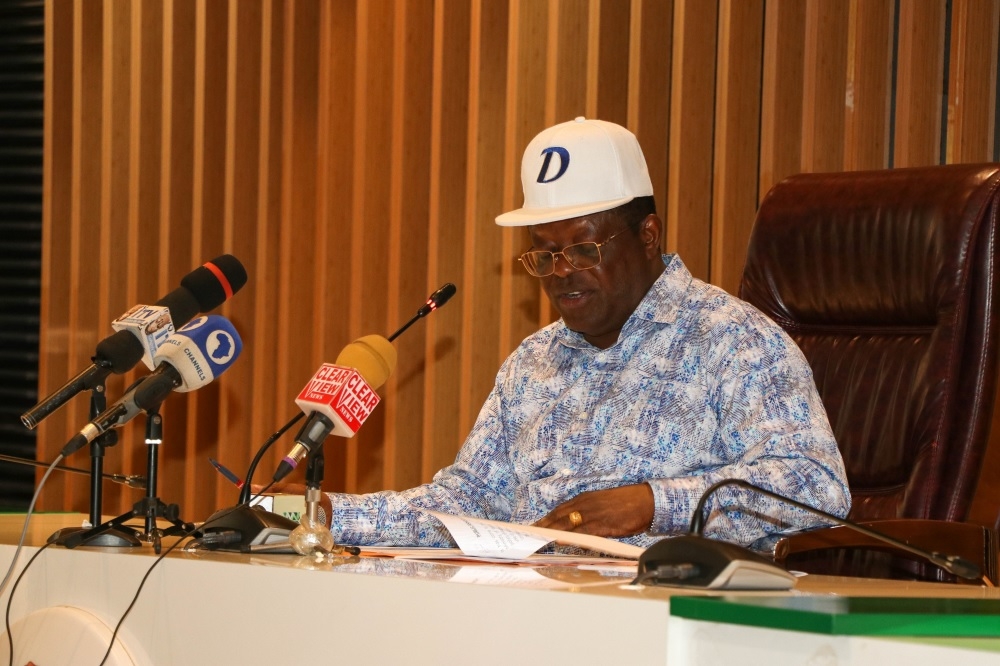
[459, 0, 508, 449]
[759, 0, 805, 199]
[893, 0, 945, 167]
[628, 0, 671, 249]
[214, 0, 263, 509]
[593, 0, 630, 125]
[947, 0, 1000, 163]
[423, 0, 471, 480]
[500, 0, 547, 354]
[36, 0, 1000, 527]
[666, 0, 716, 281]
[38, 0, 74, 509]
[800, 0, 849, 173]
[710, 0, 763, 296]
[384, 1, 435, 491]
[843, 0, 894, 170]
[312, 0, 351, 489]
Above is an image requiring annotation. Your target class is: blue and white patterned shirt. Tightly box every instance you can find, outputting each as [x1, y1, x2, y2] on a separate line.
[328, 255, 851, 551]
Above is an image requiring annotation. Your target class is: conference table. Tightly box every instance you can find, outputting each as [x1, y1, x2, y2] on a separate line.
[0, 514, 998, 665]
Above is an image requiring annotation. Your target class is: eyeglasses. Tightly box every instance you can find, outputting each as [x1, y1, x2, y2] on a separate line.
[518, 226, 633, 277]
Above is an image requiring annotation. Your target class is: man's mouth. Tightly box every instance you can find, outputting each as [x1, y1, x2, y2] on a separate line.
[555, 289, 590, 307]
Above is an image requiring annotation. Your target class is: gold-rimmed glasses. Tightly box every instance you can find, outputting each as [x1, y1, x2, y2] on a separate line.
[518, 226, 633, 277]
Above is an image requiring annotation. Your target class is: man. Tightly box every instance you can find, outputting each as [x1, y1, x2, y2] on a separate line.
[326, 117, 850, 551]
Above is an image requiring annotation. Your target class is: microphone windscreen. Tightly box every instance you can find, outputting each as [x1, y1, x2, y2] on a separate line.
[154, 315, 244, 391]
[94, 330, 147, 373]
[155, 287, 202, 329]
[180, 254, 249, 312]
[431, 283, 457, 308]
[335, 334, 397, 389]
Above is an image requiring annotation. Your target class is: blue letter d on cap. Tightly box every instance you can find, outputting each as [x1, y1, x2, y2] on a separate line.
[537, 147, 570, 183]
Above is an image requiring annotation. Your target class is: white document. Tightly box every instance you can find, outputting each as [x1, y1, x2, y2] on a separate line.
[427, 511, 644, 561]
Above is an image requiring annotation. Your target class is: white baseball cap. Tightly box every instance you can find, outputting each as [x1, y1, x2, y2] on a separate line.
[495, 117, 654, 227]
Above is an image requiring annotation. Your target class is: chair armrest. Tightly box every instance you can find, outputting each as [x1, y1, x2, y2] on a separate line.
[773, 519, 998, 585]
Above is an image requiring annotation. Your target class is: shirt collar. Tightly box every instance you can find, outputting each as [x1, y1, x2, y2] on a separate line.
[555, 254, 692, 350]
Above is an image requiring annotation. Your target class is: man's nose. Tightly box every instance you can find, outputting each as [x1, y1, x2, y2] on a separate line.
[551, 252, 578, 278]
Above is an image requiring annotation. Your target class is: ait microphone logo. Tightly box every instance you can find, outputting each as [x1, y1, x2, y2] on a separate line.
[206, 331, 236, 363]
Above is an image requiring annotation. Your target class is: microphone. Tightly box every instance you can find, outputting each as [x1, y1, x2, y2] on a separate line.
[634, 478, 983, 589]
[21, 254, 248, 429]
[204, 282, 457, 552]
[272, 334, 398, 482]
[61, 314, 243, 457]
[388, 282, 457, 342]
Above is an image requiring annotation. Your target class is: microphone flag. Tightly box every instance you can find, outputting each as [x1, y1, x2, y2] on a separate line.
[294, 363, 381, 438]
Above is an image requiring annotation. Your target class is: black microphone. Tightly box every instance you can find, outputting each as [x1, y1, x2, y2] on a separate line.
[388, 282, 457, 342]
[634, 478, 982, 589]
[21, 255, 248, 430]
[61, 315, 244, 457]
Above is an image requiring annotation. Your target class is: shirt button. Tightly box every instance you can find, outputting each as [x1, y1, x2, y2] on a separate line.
[579, 412, 589, 419]
[561, 468, 572, 476]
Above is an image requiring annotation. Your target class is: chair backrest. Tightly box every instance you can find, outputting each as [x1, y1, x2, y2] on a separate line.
[740, 164, 1000, 524]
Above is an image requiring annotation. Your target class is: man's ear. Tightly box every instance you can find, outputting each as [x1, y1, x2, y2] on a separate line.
[639, 214, 663, 257]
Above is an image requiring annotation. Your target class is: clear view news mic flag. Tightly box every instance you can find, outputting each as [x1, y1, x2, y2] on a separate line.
[61, 315, 243, 457]
[273, 335, 398, 482]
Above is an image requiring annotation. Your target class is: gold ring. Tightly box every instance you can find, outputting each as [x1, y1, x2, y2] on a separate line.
[568, 511, 583, 528]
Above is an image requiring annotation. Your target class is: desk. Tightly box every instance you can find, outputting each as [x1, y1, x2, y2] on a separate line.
[0, 514, 998, 665]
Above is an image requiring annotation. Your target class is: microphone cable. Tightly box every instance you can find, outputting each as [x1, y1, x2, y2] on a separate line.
[1, 454, 65, 666]
[4, 542, 51, 666]
[237, 414, 304, 505]
[94, 484, 282, 666]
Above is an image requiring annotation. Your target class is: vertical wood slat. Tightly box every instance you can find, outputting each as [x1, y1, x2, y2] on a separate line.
[627, 0, 671, 247]
[423, 0, 471, 480]
[384, 1, 435, 491]
[458, 0, 508, 447]
[214, 0, 262, 507]
[800, 0, 849, 173]
[39, 0, 74, 509]
[62, 0, 104, 506]
[666, 0, 716, 281]
[37, 1, 1000, 525]
[893, 0, 946, 167]
[947, 0, 1000, 163]
[593, 0, 630, 126]
[843, 0, 895, 170]
[710, 0, 764, 296]
[759, 0, 806, 199]
[499, 1, 546, 353]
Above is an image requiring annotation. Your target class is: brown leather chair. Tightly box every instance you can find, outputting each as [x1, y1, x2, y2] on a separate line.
[739, 163, 1000, 585]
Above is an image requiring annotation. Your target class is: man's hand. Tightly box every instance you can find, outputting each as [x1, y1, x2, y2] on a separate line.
[534, 484, 655, 537]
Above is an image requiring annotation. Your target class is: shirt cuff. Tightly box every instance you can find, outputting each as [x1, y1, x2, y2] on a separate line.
[646, 476, 711, 535]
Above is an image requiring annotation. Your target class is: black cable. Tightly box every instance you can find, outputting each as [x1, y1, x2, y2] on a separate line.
[97, 489, 277, 665]
[5, 542, 51, 666]
[0, 455, 66, 665]
[238, 413, 304, 504]
[98, 531, 187, 666]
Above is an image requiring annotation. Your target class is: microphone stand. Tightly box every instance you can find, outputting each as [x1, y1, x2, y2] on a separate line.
[199, 414, 302, 549]
[288, 450, 339, 555]
[56, 405, 196, 553]
[48, 381, 142, 548]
